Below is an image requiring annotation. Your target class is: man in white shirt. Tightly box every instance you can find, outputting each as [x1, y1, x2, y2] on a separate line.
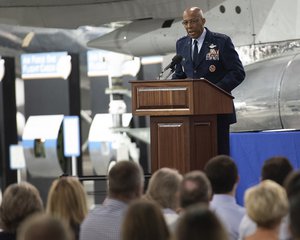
[204, 155, 245, 240]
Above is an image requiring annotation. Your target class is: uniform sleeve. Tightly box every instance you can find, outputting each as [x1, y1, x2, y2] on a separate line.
[215, 36, 245, 92]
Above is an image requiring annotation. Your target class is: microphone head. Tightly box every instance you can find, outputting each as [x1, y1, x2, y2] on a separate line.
[172, 54, 183, 64]
[162, 54, 183, 72]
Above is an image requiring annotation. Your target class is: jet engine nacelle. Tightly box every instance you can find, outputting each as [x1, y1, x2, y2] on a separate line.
[232, 52, 300, 132]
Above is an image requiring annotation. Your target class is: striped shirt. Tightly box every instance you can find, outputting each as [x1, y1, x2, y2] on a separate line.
[80, 198, 128, 240]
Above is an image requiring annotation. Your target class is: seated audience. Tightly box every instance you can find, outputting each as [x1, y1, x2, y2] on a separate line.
[244, 180, 288, 240]
[0, 182, 43, 240]
[239, 156, 293, 240]
[80, 161, 144, 240]
[17, 213, 72, 240]
[121, 199, 170, 240]
[144, 168, 183, 226]
[204, 155, 245, 240]
[46, 176, 88, 240]
[174, 204, 229, 240]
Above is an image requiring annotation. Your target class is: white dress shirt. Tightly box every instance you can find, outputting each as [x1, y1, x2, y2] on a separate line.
[210, 194, 246, 240]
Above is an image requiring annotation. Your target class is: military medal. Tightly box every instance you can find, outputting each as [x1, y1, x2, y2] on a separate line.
[209, 64, 216, 72]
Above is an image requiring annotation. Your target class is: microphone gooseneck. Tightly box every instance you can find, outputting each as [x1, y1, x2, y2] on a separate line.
[158, 54, 183, 80]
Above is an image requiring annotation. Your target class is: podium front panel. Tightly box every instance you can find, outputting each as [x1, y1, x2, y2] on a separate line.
[190, 115, 218, 170]
[151, 116, 190, 173]
[150, 115, 217, 174]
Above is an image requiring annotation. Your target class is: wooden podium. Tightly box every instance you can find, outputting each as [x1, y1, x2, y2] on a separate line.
[130, 79, 233, 174]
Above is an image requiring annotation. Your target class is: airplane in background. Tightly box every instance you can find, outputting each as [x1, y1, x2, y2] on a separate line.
[0, 0, 221, 29]
[87, 0, 300, 56]
[1, 0, 300, 133]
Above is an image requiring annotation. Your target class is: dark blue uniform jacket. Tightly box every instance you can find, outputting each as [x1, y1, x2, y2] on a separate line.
[172, 28, 245, 123]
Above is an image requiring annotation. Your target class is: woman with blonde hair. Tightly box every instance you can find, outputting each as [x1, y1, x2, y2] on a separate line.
[244, 180, 289, 240]
[46, 176, 88, 240]
[144, 168, 183, 227]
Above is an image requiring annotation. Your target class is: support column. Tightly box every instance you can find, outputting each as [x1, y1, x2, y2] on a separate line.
[0, 57, 17, 189]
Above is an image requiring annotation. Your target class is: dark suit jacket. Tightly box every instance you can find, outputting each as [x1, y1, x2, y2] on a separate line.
[172, 28, 245, 123]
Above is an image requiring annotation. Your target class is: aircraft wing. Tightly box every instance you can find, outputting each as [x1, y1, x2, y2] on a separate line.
[0, 0, 224, 28]
[87, 0, 300, 56]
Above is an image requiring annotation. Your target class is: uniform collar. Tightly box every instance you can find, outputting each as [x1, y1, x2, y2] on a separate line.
[193, 27, 207, 44]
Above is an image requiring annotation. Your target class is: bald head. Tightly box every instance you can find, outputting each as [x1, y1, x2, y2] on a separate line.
[183, 7, 204, 18]
[182, 7, 206, 39]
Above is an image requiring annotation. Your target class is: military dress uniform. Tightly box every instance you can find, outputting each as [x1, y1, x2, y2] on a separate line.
[172, 27, 245, 154]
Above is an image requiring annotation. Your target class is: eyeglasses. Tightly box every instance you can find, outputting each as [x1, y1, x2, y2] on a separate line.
[182, 18, 200, 26]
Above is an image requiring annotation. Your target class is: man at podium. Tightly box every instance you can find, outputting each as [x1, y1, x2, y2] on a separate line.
[172, 7, 245, 155]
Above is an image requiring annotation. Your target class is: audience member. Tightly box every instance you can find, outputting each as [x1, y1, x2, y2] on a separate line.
[288, 193, 300, 240]
[284, 170, 300, 240]
[283, 169, 300, 199]
[80, 161, 144, 240]
[179, 170, 212, 209]
[17, 213, 72, 240]
[144, 168, 183, 226]
[261, 156, 293, 185]
[170, 170, 212, 232]
[239, 156, 293, 240]
[0, 182, 43, 240]
[204, 155, 245, 240]
[175, 203, 229, 240]
[121, 199, 170, 240]
[244, 180, 288, 240]
[46, 176, 88, 240]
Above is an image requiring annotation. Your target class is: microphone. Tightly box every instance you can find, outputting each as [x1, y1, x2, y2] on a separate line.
[158, 54, 183, 80]
[163, 54, 183, 71]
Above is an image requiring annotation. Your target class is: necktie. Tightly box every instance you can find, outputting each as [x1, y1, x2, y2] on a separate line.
[193, 39, 198, 65]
